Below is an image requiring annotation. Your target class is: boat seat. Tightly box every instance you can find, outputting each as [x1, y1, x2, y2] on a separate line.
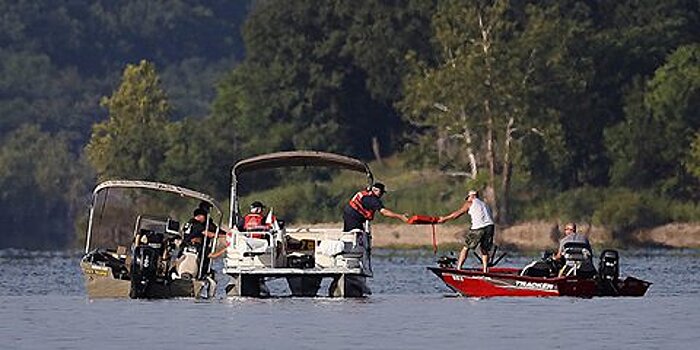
[243, 237, 269, 252]
[560, 242, 596, 277]
[318, 240, 345, 257]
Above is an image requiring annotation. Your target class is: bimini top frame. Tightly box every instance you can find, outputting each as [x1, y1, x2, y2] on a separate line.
[229, 151, 374, 227]
[85, 180, 223, 253]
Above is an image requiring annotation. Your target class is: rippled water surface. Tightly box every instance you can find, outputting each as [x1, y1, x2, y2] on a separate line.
[1, 248, 698, 349]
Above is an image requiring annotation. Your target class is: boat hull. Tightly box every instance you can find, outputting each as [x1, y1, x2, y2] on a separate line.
[428, 267, 650, 298]
[81, 261, 205, 299]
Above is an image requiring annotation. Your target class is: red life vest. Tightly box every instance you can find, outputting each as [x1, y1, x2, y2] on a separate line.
[243, 213, 265, 230]
[348, 190, 377, 220]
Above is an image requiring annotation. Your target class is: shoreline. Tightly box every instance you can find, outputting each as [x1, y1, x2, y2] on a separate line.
[299, 221, 700, 250]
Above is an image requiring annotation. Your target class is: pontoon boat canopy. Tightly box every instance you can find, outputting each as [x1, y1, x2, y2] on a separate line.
[232, 151, 372, 178]
[229, 151, 373, 227]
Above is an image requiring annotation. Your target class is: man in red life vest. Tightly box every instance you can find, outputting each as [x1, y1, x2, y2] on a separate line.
[342, 182, 409, 231]
[243, 201, 272, 231]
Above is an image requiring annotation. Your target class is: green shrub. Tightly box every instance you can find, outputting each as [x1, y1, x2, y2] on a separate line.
[592, 189, 669, 233]
[513, 186, 604, 222]
[663, 200, 700, 222]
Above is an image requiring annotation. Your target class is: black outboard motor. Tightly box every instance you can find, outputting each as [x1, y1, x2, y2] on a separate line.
[598, 249, 620, 282]
[130, 229, 165, 298]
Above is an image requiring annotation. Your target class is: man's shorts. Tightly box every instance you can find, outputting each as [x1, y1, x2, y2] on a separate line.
[465, 224, 494, 252]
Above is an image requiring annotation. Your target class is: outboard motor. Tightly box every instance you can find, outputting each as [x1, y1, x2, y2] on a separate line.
[598, 249, 620, 282]
[130, 230, 165, 298]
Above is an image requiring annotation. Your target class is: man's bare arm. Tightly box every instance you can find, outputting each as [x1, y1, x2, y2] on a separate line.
[438, 201, 471, 223]
[379, 208, 409, 223]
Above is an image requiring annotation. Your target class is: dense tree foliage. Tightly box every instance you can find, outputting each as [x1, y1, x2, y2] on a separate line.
[0, 125, 92, 248]
[86, 60, 171, 181]
[0, 0, 249, 248]
[1, 0, 698, 249]
[400, 0, 591, 223]
[0, 0, 249, 148]
[607, 44, 700, 198]
[213, 0, 435, 160]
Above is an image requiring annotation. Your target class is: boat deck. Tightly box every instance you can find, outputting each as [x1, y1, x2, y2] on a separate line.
[223, 267, 366, 277]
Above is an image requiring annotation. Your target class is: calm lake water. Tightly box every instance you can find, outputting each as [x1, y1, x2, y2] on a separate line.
[0, 248, 698, 349]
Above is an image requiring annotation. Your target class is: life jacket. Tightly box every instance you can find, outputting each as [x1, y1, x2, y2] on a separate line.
[348, 190, 376, 220]
[243, 213, 265, 230]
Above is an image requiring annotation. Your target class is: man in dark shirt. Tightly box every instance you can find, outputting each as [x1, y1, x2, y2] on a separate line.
[196, 201, 228, 235]
[342, 182, 409, 231]
[183, 208, 216, 247]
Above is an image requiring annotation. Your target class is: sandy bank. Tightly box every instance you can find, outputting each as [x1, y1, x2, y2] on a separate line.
[298, 221, 700, 250]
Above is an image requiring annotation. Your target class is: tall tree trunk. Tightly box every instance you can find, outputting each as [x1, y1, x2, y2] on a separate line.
[437, 129, 447, 165]
[459, 107, 478, 179]
[478, 11, 498, 220]
[500, 116, 515, 224]
[464, 128, 478, 180]
[484, 99, 497, 219]
[371, 136, 384, 165]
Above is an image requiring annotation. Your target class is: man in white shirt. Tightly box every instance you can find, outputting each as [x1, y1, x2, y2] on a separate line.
[438, 190, 495, 272]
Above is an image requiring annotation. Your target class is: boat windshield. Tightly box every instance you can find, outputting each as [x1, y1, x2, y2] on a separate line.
[86, 184, 222, 253]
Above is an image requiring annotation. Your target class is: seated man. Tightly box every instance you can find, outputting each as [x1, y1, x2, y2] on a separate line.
[554, 222, 595, 277]
[184, 208, 217, 246]
[177, 208, 219, 278]
[242, 201, 276, 233]
[197, 201, 228, 235]
[182, 206, 228, 251]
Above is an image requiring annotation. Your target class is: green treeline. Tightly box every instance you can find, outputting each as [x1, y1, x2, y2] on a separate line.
[0, 0, 249, 248]
[1, 0, 699, 249]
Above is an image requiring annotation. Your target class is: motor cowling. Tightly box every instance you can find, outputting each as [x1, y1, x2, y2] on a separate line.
[598, 249, 619, 282]
[129, 230, 166, 298]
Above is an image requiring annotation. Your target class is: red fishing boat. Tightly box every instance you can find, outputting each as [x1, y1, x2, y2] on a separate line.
[428, 250, 651, 298]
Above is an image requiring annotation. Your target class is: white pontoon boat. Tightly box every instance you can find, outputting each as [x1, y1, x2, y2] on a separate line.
[80, 180, 223, 299]
[224, 151, 374, 297]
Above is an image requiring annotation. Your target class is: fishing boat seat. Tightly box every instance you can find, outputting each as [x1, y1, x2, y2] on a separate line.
[560, 242, 596, 277]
